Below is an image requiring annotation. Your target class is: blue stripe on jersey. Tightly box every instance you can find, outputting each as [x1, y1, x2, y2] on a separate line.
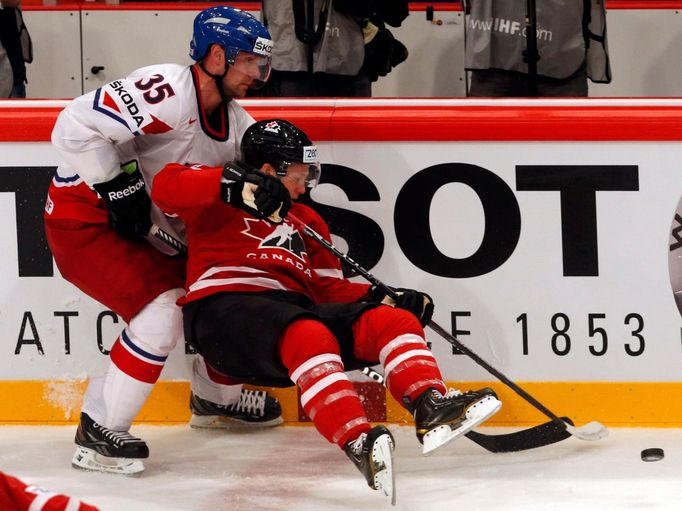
[121, 329, 168, 363]
[53, 173, 81, 183]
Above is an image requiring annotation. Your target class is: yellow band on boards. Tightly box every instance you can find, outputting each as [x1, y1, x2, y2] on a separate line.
[1, 380, 680, 427]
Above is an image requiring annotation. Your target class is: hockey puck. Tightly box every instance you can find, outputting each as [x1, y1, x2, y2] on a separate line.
[641, 448, 664, 462]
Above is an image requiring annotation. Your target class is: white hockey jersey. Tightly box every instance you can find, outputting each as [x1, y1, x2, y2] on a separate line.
[49, 63, 255, 248]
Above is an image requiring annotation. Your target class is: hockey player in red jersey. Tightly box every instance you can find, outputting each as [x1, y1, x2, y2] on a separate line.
[0, 472, 100, 511]
[152, 119, 502, 500]
[44, 7, 285, 475]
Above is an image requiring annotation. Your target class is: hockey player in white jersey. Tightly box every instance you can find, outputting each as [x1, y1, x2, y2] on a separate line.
[44, 6, 286, 475]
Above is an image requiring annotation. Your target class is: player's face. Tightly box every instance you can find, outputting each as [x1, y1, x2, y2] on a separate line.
[223, 52, 271, 98]
[281, 163, 310, 200]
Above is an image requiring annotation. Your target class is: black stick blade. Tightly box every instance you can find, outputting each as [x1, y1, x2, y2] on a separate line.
[465, 417, 574, 453]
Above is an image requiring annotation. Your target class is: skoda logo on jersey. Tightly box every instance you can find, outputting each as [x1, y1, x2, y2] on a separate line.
[93, 80, 154, 135]
[242, 218, 307, 261]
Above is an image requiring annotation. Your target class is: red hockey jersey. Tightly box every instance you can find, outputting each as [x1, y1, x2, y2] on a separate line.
[152, 163, 371, 305]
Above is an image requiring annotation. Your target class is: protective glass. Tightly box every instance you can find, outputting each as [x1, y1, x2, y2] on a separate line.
[280, 161, 322, 189]
[230, 51, 272, 88]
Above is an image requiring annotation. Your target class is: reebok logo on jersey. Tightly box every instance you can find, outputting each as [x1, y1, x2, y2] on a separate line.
[107, 178, 145, 201]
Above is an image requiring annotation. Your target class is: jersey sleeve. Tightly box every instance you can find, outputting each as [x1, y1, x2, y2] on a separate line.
[296, 205, 372, 303]
[0, 471, 100, 511]
[51, 67, 184, 187]
[152, 163, 223, 215]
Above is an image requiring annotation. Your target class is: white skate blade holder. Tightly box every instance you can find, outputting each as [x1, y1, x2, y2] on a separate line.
[422, 395, 502, 456]
[72, 446, 145, 476]
[371, 434, 396, 506]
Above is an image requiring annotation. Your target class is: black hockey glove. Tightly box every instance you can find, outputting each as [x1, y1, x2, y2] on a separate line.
[221, 161, 291, 223]
[92, 169, 152, 242]
[368, 285, 434, 327]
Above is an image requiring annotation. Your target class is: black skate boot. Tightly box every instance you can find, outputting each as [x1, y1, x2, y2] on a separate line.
[344, 425, 396, 504]
[413, 387, 502, 455]
[189, 389, 283, 429]
[72, 412, 148, 475]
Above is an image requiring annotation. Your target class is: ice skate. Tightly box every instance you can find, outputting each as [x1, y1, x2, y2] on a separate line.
[189, 389, 283, 429]
[71, 412, 148, 475]
[344, 425, 396, 505]
[414, 387, 502, 455]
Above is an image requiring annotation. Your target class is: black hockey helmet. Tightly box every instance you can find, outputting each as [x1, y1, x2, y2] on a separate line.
[241, 119, 321, 188]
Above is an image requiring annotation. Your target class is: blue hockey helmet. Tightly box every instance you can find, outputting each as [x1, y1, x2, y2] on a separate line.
[189, 6, 273, 84]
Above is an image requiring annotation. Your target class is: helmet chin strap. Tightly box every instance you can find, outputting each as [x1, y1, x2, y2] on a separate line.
[198, 61, 232, 103]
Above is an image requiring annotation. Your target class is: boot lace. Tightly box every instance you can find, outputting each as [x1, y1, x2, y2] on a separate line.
[228, 389, 266, 417]
[347, 432, 367, 455]
[93, 422, 142, 446]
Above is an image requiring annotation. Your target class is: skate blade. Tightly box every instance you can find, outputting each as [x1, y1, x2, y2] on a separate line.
[189, 414, 284, 429]
[422, 396, 502, 456]
[72, 446, 145, 476]
[371, 434, 396, 505]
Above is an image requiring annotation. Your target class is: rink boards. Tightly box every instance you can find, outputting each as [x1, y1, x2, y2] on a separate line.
[1, 98, 682, 427]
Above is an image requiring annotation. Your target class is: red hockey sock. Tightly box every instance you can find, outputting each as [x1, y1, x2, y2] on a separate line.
[109, 330, 166, 384]
[279, 318, 371, 448]
[353, 306, 446, 405]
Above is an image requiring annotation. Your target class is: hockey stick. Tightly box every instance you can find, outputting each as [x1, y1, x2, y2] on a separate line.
[288, 213, 608, 443]
[149, 224, 187, 253]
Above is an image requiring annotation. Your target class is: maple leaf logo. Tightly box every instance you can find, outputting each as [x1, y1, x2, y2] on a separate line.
[242, 218, 307, 261]
[264, 120, 281, 133]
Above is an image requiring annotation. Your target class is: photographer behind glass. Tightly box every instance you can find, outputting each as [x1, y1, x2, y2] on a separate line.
[257, 0, 408, 97]
[462, 0, 610, 97]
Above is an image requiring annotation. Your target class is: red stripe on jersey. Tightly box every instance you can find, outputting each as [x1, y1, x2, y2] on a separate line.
[142, 114, 173, 134]
[110, 339, 163, 384]
[190, 66, 228, 141]
[102, 91, 120, 113]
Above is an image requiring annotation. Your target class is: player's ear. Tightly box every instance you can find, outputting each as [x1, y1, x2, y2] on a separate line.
[261, 163, 277, 176]
[206, 44, 224, 67]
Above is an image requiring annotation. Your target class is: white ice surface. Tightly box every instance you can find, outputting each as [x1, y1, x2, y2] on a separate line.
[0, 424, 679, 511]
